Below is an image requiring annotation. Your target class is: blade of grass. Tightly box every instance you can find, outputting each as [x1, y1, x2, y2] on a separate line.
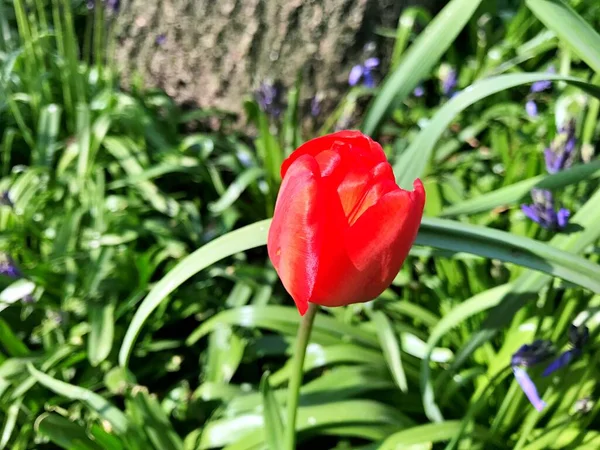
[526, 0, 600, 73]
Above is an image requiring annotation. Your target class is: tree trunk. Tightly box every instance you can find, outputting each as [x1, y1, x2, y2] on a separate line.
[112, 0, 444, 117]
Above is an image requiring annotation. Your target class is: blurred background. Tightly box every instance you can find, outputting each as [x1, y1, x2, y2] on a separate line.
[1, 0, 600, 448]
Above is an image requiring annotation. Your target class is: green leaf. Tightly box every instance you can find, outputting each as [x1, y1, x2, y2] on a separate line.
[372, 311, 408, 393]
[119, 219, 271, 367]
[260, 373, 284, 450]
[0, 318, 30, 357]
[88, 299, 115, 367]
[35, 104, 61, 167]
[417, 217, 600, 294]
[526, 0, 600, 73]
[186, 305, 378, 350]
[27, 364, 130, 434]
[390, 7, 432, 70]
[282, 72, 303, 156]
[103, 136, 179, 216]
[0, 398, 21, 450]
[394, 73, 600, 189]
[76, 103, 91, 188]
[420, 284, 511, 422]
[209, 168, 264, 213]
[35, 413, 124, 450]
[362, 0, 483, 135]
[126, 389, 183, 450]
[200, 400, 411, 449]
[378, 421, 498, 449]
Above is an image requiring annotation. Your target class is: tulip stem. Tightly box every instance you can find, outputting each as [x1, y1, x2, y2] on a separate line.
[284, 302, 319, 450]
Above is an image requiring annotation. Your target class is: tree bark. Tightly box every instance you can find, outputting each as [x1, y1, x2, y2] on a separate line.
[112, 0, 444, 117]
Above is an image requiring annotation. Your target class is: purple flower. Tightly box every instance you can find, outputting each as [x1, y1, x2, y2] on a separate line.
[511, 341, 554, 411]
[105, 0, 119, 13]
[0, 255, 21, 279]
[530, 80, 552, 93]
[544, 120, 577, 174]
[530, 66, 555, 93]
[0, 192, 13, 207]
[413, 86, 425, 97]
[513, 367, 547, 412]
[156, 34, 167, 46]
[511, 340, 555, 367]
[526, 99, 538, 118]
[310, 95, 322, 117]
[87, 0, 119, 12]
[254, 81, 286, 118]
[348, 58, 380, 88]
[521, 189, 570, 231]
[439, 65, 457, 96]
[543, 324, 589, 377]
[568, 323, 589, 349]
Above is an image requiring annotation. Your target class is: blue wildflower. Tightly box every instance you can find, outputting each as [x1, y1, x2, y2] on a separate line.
[543, 324, 589, 376]
[530, 66, 555, 93]
[511, 340, 555, 367]
[105, 0, 119, 13]
[0, 192, 12, 207]
[310, 94, 322, 117]
[254, 81, 286, 118]
[86, 0, 119, 12]
[439, 64, 457, 96]
[0, 255, 21, 279]
[413, 85, 425, 97]
[156, 34, 167, 46]
[513, 367, 547, 412]
[348, 58, 380, 88]
[511, 340, 554, 411]
[526, 99, 538, 118]
[521, 189, 570, 231]
[544, 120, 577, 174]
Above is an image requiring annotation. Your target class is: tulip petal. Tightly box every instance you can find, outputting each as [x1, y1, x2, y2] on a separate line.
[345, 179, 425, 300]
[281, 131, 385, 179]
[337, 162, 395, 220]
[267, 155, 325, 315]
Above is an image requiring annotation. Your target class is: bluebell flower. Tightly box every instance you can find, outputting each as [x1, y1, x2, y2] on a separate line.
[86, 0, 119, 12]
[0, 255, 21, 279]
[511, 340, 554, 411]
[0, 192, 12, 207]
[310, 94, 322, 117]
[156, 34, 167, 46]
[511, 340, 555, 367]
[254, 81, 286, 118]
[526, 99, 538, 118]
[348, 58, 380, 88]
[521, 189, 570, 231]
[543, 324, 589, 376]
[413, 85, 425, 97]
[105, 0, 119, 13]
[513, 367, 547, 412]
[439, 64, 457, 97]
[544, 120, 577, 174]
[530, 66, 555, 93]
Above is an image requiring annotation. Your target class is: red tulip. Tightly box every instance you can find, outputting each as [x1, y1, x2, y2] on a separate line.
[268, 130, 426, 315]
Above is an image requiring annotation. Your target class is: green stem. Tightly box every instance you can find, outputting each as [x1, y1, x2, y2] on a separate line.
[284, 303, 318, 450]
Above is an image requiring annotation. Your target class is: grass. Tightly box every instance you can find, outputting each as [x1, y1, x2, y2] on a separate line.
[1, 0, 600, 449]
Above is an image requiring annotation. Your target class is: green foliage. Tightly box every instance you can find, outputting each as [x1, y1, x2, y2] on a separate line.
[1, 0, 600, 449]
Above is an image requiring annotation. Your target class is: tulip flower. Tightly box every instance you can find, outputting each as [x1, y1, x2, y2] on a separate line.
[271, 131, 425, 450]
[268, 130, 425, 315]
